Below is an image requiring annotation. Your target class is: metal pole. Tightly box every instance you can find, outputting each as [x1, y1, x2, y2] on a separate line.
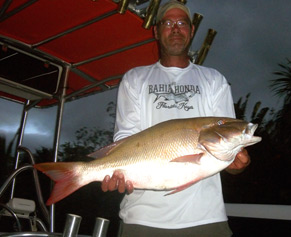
[92, 217, 110, 237]
[49, 66, 69, 232]
[0, 0, 38, 22]
[142, 0, 161, 29]
[10, 99, 30, 199]
[32, 10, 117, 48]
[192, 13, 203, 40]
[62, 214, 82, 237]
[118, 0, 130, 14]
[195, 29, 217, 65]
[73, 38, 155, 67]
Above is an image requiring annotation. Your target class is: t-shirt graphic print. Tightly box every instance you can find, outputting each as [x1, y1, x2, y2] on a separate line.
[149, 82, 201, 111]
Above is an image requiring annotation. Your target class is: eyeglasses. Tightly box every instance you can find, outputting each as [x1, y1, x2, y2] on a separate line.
[160, 20, 190, 28]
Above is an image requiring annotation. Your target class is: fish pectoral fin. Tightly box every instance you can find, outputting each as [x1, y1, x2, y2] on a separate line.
[170, 153, 204, 164]
[165, 179, 200, 196]
[88, 138, 126, 159]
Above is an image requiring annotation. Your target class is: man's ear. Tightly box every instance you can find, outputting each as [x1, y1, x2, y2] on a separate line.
[154, 25, 159, 40]
[191, 24, 195, 39]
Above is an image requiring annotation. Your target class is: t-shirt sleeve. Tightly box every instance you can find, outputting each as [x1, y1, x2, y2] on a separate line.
[113, 70, 141, 141]
[211, 71, 236, 118]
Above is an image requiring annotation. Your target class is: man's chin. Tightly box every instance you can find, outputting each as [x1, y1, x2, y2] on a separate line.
[167, 45, 187, 56]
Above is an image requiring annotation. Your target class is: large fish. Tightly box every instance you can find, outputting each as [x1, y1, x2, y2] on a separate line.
[35, 117, 261, 205]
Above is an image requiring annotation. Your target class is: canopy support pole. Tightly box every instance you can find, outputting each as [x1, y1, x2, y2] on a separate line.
[10, 99, 30, 199]
[49, 66, 69, 232]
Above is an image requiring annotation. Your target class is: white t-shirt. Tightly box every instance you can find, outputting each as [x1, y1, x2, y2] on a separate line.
[113, 61, 235, 229]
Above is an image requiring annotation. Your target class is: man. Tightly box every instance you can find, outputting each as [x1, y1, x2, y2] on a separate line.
[102, 1, 250, 236]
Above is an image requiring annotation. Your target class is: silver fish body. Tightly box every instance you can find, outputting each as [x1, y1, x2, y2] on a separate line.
[35, 117, 261, 205]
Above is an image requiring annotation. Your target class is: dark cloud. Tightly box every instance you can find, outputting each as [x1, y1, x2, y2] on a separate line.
[188, 0, 290, 115]
[0, 90, 116, 152]
[59, 91, 116, 146]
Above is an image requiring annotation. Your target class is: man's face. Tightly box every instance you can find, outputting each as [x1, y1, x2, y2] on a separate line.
[154, 8, 194, 57]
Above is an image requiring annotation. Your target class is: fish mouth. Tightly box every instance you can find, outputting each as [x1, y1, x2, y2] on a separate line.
[242, 123, 262, 146]
[245, 123, 258, 136]
[217, 122, 262, 145]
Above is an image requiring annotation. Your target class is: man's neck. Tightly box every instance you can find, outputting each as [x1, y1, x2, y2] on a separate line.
[160, 55, 190, 68]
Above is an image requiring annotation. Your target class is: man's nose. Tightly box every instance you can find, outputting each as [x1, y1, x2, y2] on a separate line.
[171, 23, 181, 32]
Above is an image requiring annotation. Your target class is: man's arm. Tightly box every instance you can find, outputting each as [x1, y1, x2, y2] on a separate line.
[101, 71, 140, 194]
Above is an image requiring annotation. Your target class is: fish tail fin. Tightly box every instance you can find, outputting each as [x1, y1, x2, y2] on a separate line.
[34, 162, 84, 205]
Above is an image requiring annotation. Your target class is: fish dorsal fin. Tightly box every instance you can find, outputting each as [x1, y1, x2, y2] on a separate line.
[170, 153, 204, 164]
[87, 138, 126, 159]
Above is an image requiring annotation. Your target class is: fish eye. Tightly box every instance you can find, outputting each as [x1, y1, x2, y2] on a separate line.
[217, 120, 225, 126]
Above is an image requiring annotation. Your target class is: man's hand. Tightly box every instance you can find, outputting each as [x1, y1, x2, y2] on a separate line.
[101, 170, 134, 194]
[225, 148, 251, 175]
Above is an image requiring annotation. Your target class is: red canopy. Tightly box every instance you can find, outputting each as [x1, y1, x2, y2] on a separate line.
[0, 0, 159, 106]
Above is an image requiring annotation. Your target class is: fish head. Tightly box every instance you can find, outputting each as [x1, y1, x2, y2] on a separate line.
[198, 118, 262, 161]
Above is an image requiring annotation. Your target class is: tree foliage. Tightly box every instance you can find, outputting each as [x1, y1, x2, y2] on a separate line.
[223, 58, 291, 206]
[57, 101, 116, 162]
[270, 58, 291, 104]
[269, 58, 291, 153]
[59, 126, 113, 162]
